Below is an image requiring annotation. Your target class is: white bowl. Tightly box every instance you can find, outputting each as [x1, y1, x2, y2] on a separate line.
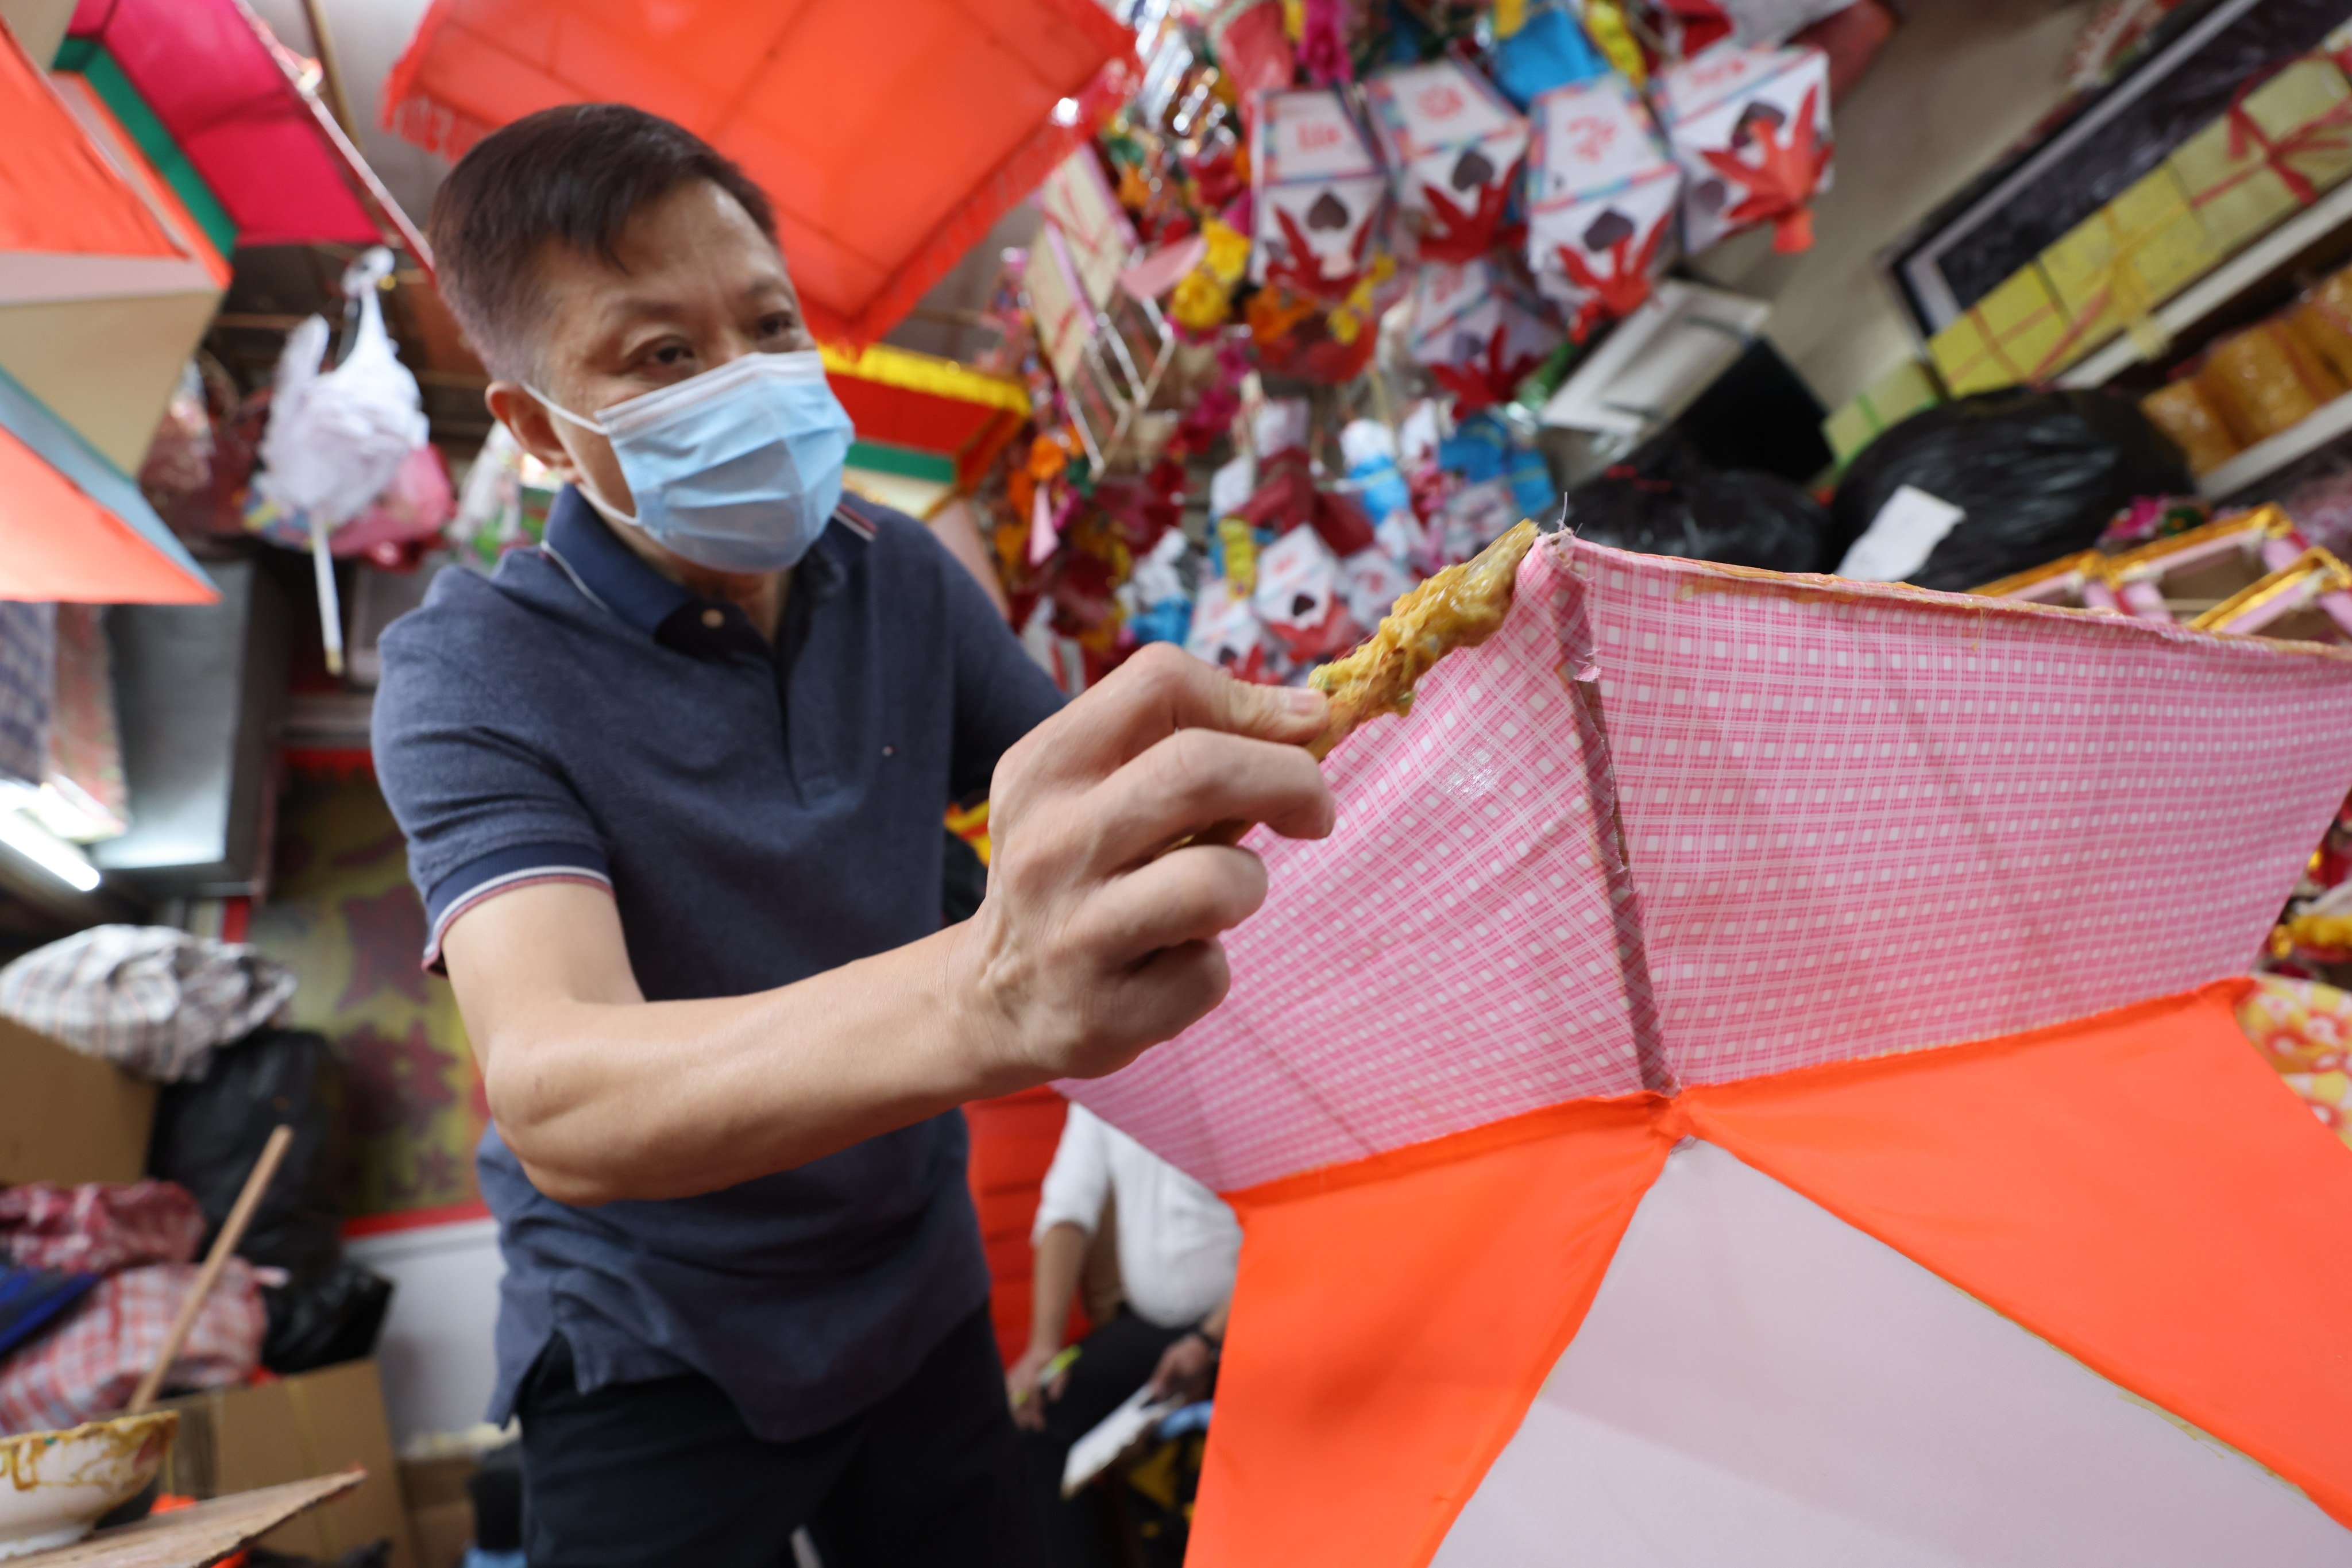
[0, 1411, 178, 1559]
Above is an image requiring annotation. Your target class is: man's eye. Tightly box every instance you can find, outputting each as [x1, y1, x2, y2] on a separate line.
[760, 314, 797, 338]
[651, 343, 692, 366]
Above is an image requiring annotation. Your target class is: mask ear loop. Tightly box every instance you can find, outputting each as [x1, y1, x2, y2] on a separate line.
[524, 385, 642, 526]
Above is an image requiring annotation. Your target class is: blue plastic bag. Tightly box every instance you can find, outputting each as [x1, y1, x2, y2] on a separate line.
[1490, 6, 1608, 109]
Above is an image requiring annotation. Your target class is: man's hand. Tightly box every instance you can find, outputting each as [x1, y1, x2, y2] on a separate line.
[1005, 1343, 1071, 1431]
[441, 647, 1331, 1204]
[1146, 1333, 1216, 1403]
[949, 644, 1334, 1086]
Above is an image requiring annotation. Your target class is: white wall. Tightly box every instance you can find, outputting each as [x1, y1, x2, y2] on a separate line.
[1691, 0, 2104, 408]
[345, 1217, 505, 1448]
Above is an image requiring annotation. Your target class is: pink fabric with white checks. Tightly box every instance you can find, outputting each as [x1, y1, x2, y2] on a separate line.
[1565, 540, 2352, 1083]
[1064, 547, 1648, 1192]
[1066, 536, 2352, 1190]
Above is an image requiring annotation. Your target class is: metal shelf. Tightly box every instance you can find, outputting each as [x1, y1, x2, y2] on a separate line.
[2056, 179, 2352, 389]
[2197, 389, 2352, 499]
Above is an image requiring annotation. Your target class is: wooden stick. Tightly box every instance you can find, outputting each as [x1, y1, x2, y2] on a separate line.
[128, 1125, 295, 1415]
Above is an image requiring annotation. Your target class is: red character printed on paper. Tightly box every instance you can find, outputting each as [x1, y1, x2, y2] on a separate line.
[1565, 115, 1619, 163]
[1413, 83, 1467, 121]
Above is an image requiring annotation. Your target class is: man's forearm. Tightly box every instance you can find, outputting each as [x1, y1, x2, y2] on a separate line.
[476, 921, 1021, 1205]
[446, 648, 1338, 1208]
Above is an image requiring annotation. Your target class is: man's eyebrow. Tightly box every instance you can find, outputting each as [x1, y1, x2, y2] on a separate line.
[594, 295, 689, 327]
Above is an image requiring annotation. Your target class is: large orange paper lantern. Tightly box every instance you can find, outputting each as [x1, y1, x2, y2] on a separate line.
[383, 0, 1137, 344]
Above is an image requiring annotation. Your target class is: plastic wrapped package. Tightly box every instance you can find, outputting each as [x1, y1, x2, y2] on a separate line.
[2139, 379, 2242, 476]
[2292, 263, 2352, 384]
[1828, 388, 2192, 592]
[2200, 319, 2345, 444]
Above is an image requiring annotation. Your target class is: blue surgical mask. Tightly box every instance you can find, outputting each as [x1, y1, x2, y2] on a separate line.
[530, 350, 854, 573]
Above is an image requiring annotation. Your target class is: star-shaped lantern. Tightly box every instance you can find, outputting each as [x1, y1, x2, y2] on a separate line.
[1065, 534, 2352, 1565]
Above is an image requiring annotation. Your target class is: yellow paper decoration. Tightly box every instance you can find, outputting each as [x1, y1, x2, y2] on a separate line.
[1219, 516, 1259, 594]
[1582, 0, 1646, 89]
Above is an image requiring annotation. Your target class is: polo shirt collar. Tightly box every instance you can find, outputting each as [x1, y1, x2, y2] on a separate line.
[539, 485, 855, 644]
[540, 485, 694, 637]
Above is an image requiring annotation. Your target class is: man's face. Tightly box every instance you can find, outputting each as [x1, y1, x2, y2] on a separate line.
[486, 179, 817, 525]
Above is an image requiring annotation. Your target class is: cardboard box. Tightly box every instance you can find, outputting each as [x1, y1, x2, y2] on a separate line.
[409, 1499, 474, 1568]
[398, 1453, 477, 1512]
[0, 1013, 156, 1186]
[401, 1454, 493, 1568]
[159, 1359, 417, 1568]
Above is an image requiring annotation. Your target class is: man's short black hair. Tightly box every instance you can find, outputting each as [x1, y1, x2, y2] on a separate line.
[427, 103, 778, 380]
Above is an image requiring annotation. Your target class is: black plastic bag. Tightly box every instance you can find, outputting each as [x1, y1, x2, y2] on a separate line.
[1829, 388, 2189, 592]
[147, 1026, 392, 1372]
[1560, 432, 1833, 574]
[261, 1258, 393, 1374]
[149, 1028, 342, 1277]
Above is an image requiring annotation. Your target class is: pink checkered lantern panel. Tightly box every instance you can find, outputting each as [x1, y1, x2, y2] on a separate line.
[1064, 538, 2352, 1194]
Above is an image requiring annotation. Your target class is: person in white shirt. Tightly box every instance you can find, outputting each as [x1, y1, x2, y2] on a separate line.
[1005, 1103, 1242, 1565]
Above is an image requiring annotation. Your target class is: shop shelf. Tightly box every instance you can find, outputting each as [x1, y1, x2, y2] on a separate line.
[2197, 389, 2352, 499]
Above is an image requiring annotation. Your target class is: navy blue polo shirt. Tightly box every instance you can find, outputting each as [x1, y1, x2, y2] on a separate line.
[370, 486, 1063, 1441]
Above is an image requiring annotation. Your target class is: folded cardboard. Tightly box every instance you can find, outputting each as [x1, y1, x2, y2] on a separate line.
[158, 1359, 416, 1568]
[37, 1473, 365, 1568]
[0, 1013, 156, 1187]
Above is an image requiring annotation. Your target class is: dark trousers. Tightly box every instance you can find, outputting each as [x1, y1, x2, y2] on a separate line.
[1020, 1312, 1192, 1568]
[519, 1307, 1041, 1567]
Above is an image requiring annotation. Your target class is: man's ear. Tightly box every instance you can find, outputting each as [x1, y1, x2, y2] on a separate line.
[486, 381, 577, 482]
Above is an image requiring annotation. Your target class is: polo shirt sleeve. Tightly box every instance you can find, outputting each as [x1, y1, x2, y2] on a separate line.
[372, 604, 612, 972]
[1032, 1103, 1113, 1243]
[943, 540, 1065, 802]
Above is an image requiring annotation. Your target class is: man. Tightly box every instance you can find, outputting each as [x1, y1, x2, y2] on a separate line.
[1009, 1103, 1242, 1565]
[372, 105, 1333, 1565]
